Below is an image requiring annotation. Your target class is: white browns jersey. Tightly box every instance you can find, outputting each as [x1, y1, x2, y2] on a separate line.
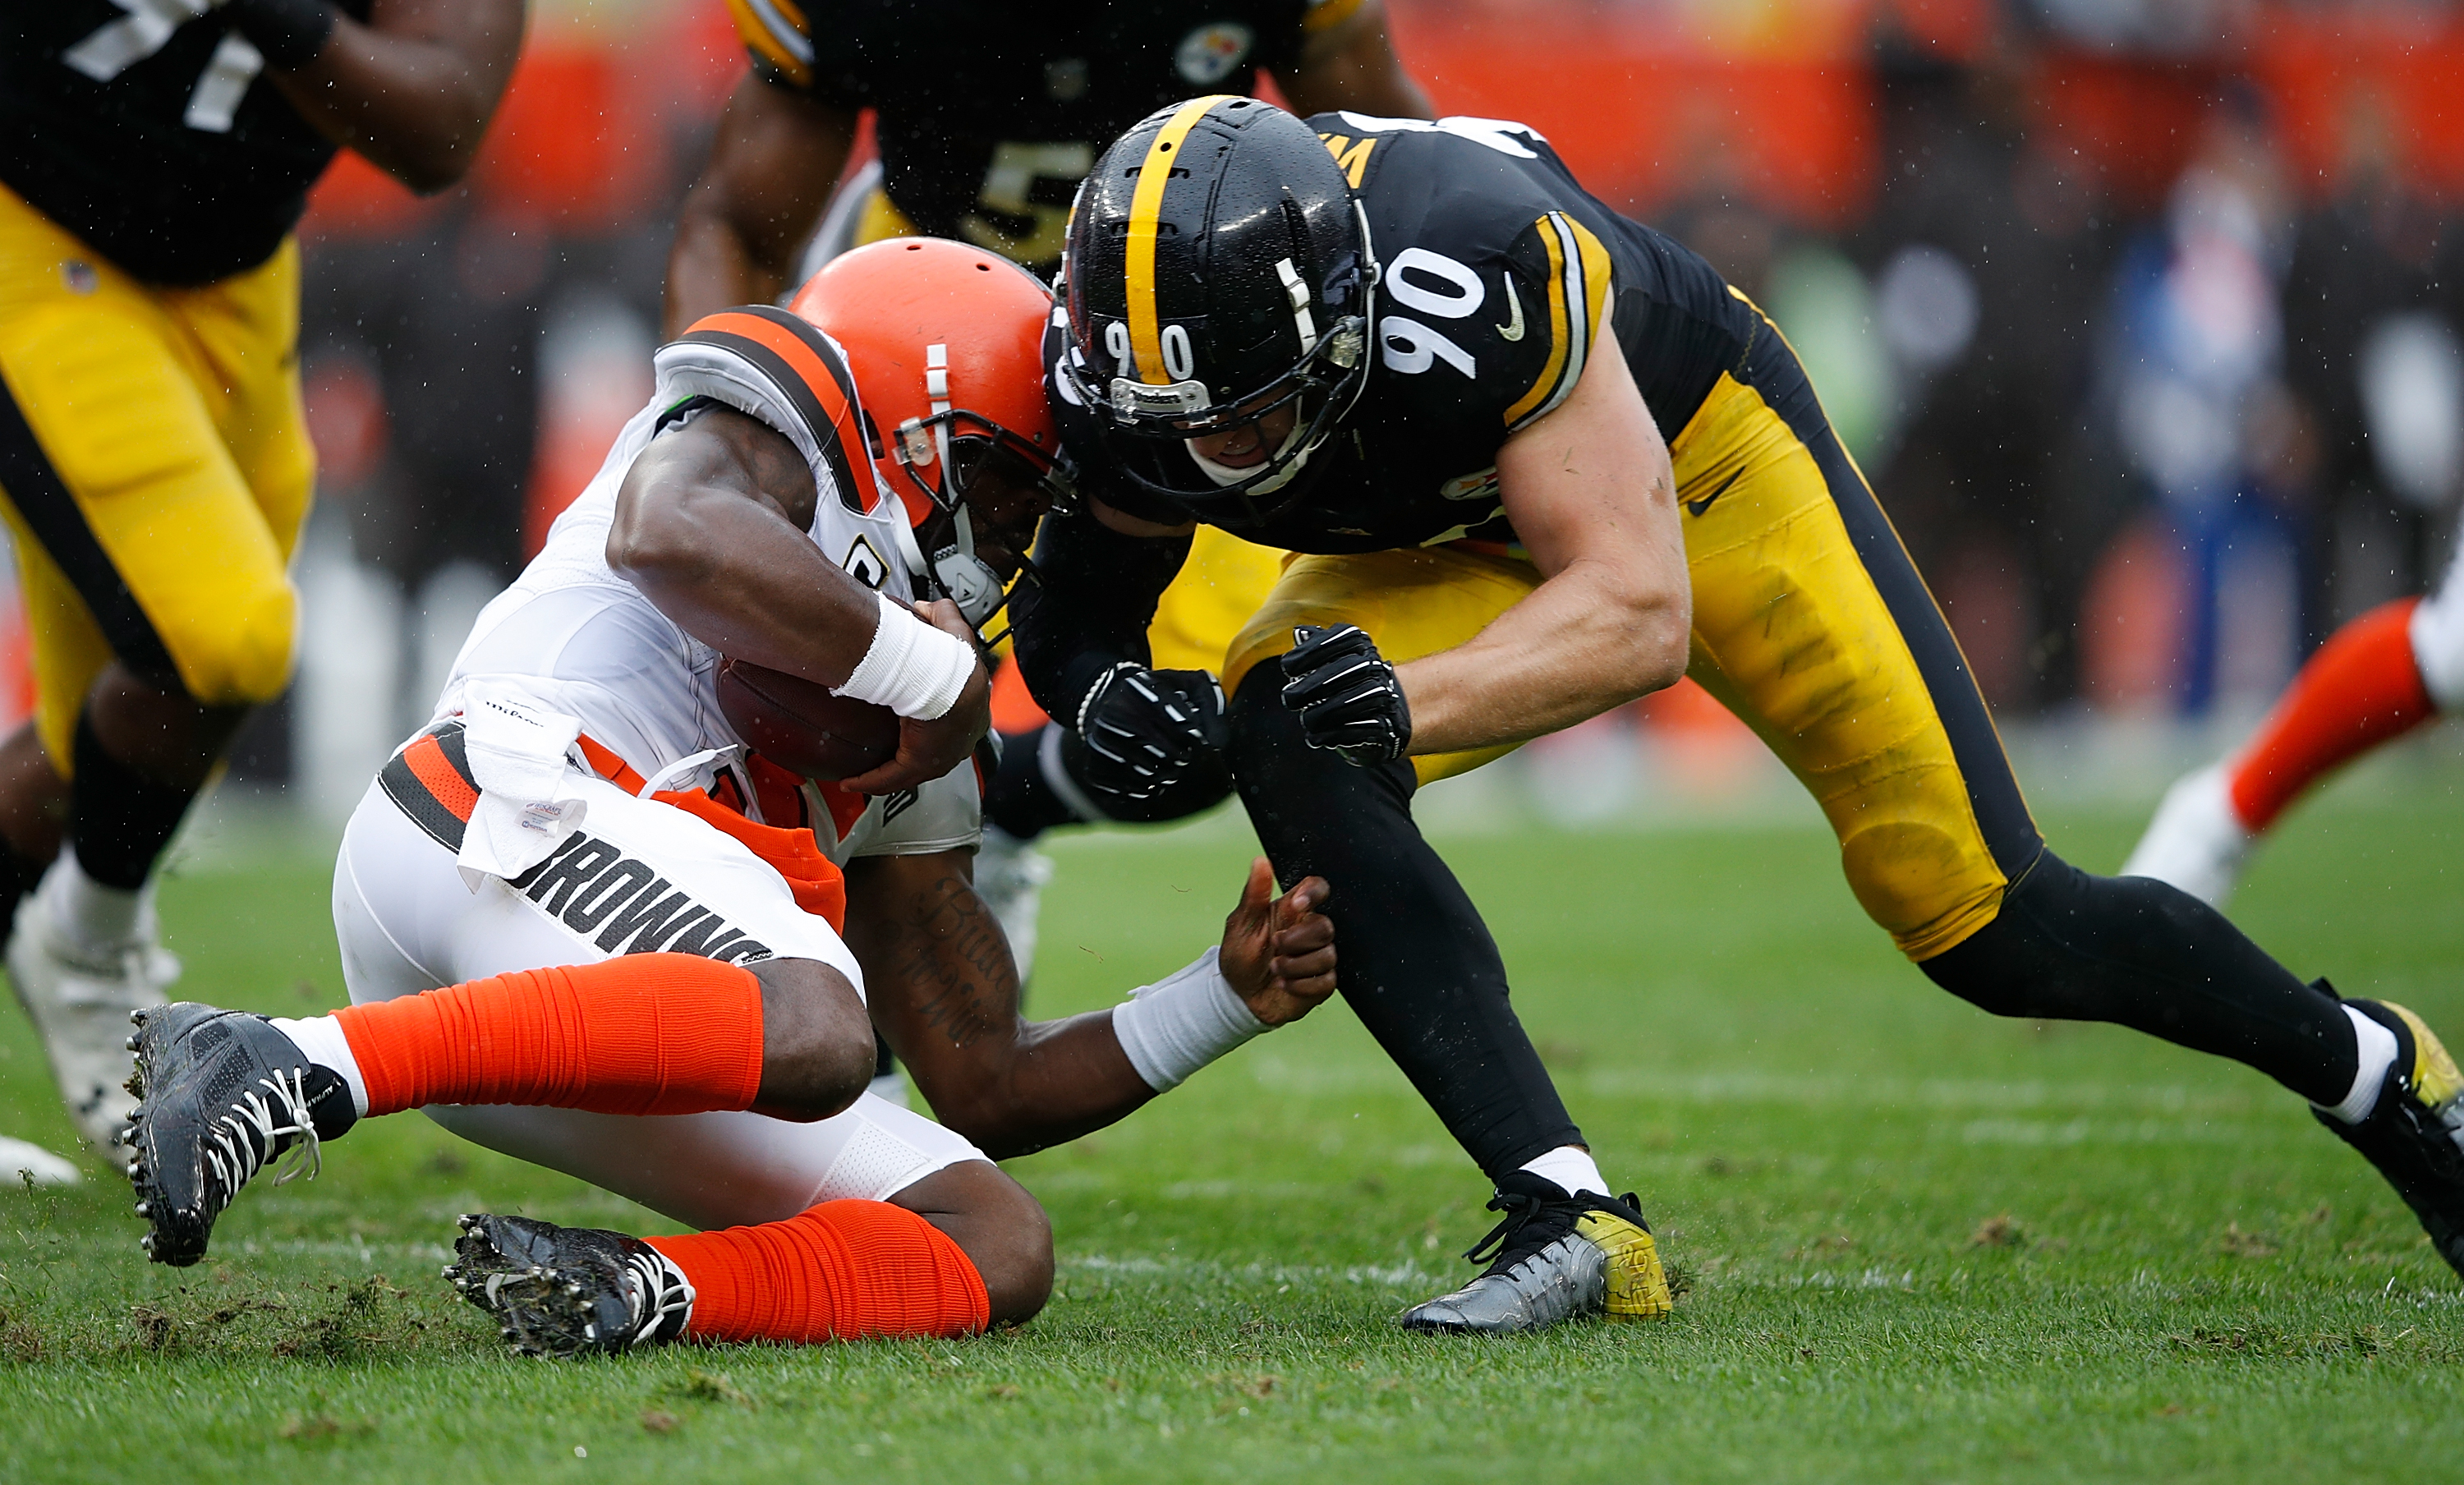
[433, 306, 977, 863]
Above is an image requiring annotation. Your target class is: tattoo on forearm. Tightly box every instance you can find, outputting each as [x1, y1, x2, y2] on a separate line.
[896, 873, 1010, 1048]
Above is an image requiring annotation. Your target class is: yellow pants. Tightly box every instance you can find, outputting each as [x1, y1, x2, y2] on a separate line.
[0, 183, 312, 770]
[1221, 337, 2043, 963]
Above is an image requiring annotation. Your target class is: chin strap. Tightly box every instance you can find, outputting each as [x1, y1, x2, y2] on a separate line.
[931, 503, 1007, 628]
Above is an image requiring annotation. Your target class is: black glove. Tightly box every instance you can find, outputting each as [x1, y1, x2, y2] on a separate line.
[1074, 664, 1229, 803]
[1279, 624, 1410, 765]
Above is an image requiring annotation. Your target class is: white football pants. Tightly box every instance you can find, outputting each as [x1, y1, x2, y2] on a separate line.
[330, 770, 986, 1233]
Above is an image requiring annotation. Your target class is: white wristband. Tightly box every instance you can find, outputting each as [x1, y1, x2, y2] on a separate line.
[834, 591, 976, 720]
[1110, 947, 1267, 1092]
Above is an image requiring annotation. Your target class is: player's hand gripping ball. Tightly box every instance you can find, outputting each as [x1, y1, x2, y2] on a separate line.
[1074, 664, 1230, 803]
[1279, 624, 1411, 765]
[715, 657, 901, 782]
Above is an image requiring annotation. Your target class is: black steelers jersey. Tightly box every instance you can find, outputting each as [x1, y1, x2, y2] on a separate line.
[1056, 112, 1763, 554]
[0, 2, 370, 287]
[728, 0, 1361, 272]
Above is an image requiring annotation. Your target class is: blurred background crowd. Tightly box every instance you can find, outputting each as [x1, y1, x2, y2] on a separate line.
[29, 0, 2463, 825]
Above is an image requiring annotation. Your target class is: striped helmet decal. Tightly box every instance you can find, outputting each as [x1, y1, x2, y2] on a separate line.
[664, 306, 870, 513]
[1124, 94, 1238, 386]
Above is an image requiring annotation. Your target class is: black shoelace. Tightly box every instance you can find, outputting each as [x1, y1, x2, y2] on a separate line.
[1464, 1187, 1580, 1271]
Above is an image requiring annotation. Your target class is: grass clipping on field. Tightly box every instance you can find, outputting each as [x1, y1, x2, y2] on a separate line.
[7, 807, 2464, 1480]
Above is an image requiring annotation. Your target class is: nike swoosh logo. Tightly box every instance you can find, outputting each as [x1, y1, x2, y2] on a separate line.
[1685, 470, 1741, 517]
[1496, 276, 1525, 342]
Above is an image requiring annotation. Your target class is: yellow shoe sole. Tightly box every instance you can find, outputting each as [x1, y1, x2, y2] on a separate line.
[2385, 1001, 2464, 1110]
[1575, 1208, 1673, 1320]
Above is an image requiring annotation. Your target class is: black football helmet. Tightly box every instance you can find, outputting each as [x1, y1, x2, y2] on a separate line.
[1058, 95, 1375, 527]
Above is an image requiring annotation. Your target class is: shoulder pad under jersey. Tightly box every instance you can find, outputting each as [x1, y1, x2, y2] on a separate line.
[655, 306, 876, 516]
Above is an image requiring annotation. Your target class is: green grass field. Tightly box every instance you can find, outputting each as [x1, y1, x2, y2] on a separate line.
[3, 775, 2462, 1482]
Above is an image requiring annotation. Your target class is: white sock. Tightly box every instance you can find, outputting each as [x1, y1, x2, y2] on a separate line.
[41, 847, 143, 950]
[269, 1014, 370, 1117]
[1519, 1144, 1609, 1198]
[2320, 1004, 2401, 1124]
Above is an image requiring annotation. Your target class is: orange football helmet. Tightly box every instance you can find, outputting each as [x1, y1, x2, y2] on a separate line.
[788, 239, 1069, 625]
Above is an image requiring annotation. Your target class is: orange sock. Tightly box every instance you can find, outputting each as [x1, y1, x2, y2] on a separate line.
[646, 1200, 990, 1343]
[2227, 598, 2434, 831]
[331, 955, 766, 1118]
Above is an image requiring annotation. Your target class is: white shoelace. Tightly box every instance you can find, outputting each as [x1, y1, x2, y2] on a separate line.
[201, 1067, 322, 1198]
[623, 1248, 696, 1345]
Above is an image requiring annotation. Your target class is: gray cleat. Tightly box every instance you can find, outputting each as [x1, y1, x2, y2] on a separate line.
[445, 1212, 695, 1358]
[123, 1003, 356, 1266]
[1400, 1172, 1673, 1335]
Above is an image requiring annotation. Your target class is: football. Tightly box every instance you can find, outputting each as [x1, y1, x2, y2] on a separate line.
[714, 656, 901, 782]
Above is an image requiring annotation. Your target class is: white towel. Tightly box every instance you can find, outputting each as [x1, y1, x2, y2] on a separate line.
[453, 678, 591, 891]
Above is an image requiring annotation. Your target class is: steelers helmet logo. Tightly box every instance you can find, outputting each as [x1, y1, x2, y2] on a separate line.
[1175, 22, 1254, 85]
[842, 535, 888, 589]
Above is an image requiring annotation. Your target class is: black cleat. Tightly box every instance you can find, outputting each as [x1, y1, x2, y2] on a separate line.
[1398, 1171, 1672, 1333]
[122, 1003, 357, 1267]
[445, 1213, 695, 1358]
[2317, 998, 2464, 1279]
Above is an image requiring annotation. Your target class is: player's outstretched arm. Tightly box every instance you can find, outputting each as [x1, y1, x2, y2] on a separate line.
[243, 0, 526, 194]
[1276, 0, 1435, 121]
[1390, 343, 1692, 756]
[848, 852, 1335, 1160]
[664, 74, 861, 337]
[609, 406, 991, 792]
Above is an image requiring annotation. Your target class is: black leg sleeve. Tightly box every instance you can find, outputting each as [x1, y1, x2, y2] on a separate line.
[1922, 849, 2358, 1106]
[1226, 674, 1581, 1177]
[70, 707, 206, 890]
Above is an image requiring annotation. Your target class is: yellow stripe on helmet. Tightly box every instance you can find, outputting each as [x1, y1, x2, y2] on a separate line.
[1125, 95, 1236, 386]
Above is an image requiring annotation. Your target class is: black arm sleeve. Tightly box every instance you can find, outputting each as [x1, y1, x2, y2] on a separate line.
[1009, 503, 1193, 725]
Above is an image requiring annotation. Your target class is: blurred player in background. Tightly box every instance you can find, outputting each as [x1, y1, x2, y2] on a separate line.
[2126, 558, 2464, 904]
[664, 0, 1430, 980]
[0, 0, 524, 1148]
[1025, 98, 2464, 1334]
